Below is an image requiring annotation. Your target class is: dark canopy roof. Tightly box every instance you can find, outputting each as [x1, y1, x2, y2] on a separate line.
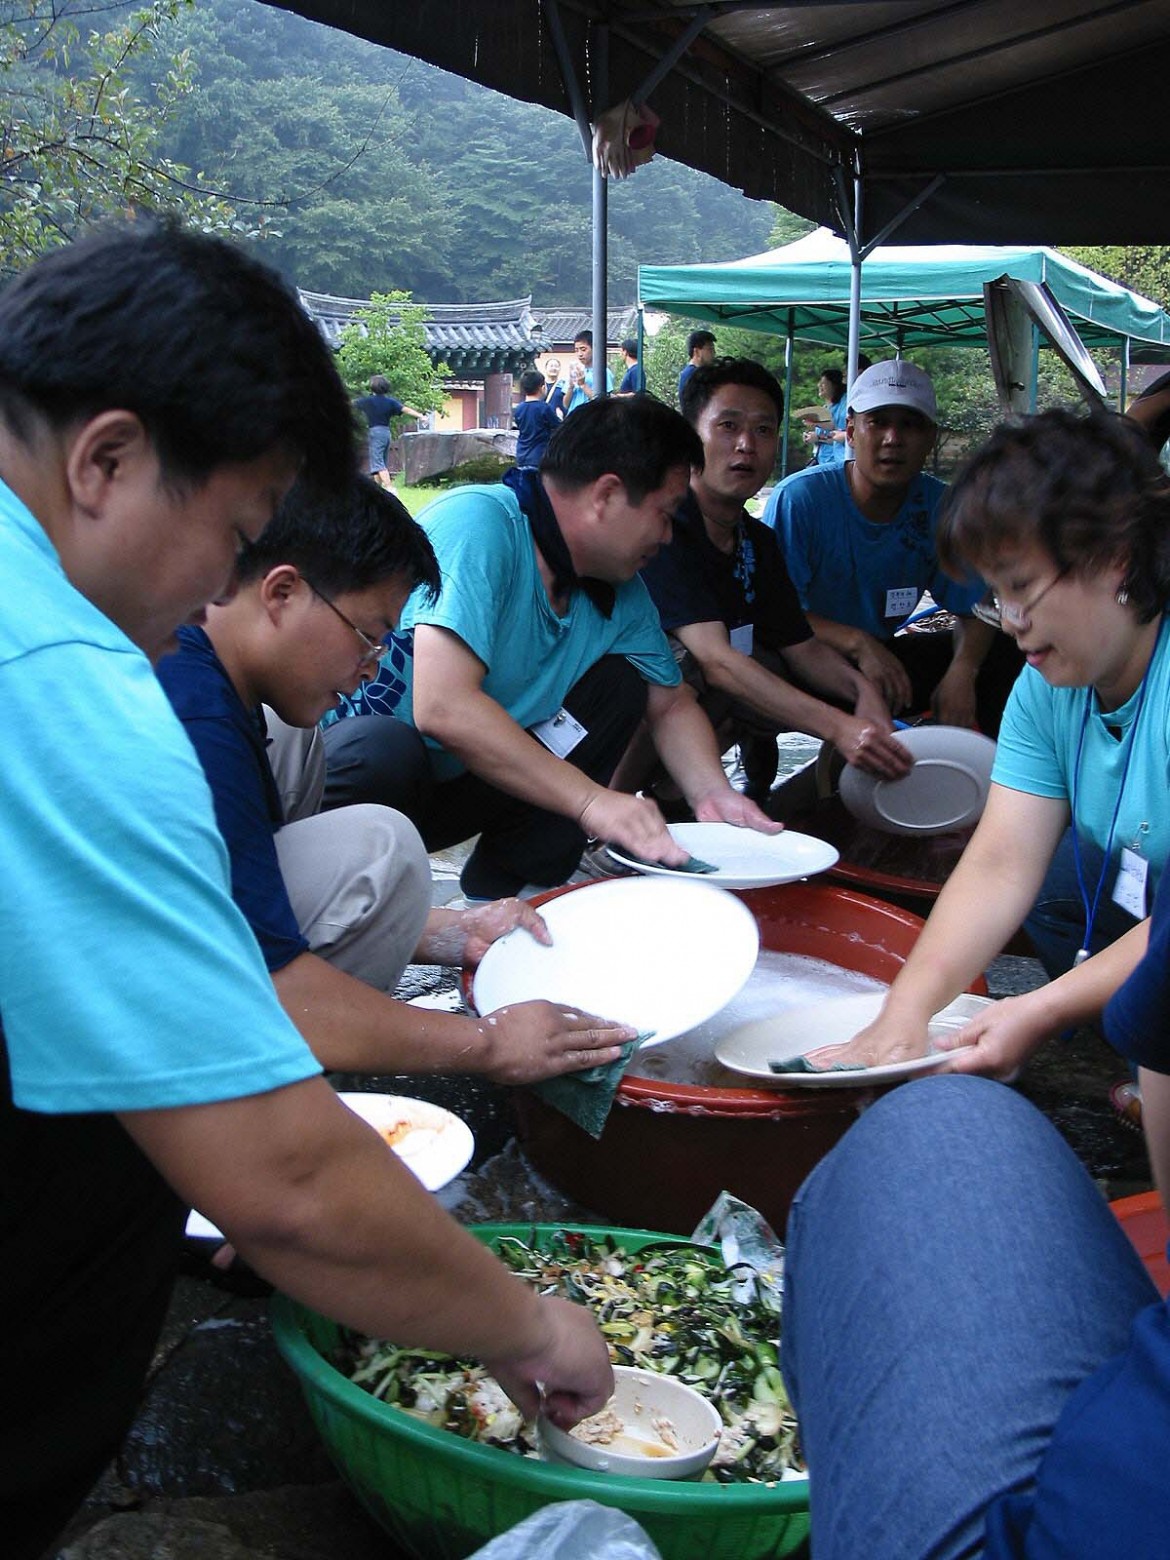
[264, 0, 1170, 245]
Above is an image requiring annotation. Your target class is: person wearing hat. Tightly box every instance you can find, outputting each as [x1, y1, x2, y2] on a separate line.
[763, 359, 1020, 734]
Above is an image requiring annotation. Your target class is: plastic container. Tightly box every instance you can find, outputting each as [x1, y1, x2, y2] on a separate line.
[1111, 1190, 1170, 1295]
[510, 880, 987, 1235]
[271, 1223, 810, 1560]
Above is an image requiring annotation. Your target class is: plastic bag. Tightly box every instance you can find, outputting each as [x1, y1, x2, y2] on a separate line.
[467, 1499, 662, 1559]
[691, 1190, 785, 1313]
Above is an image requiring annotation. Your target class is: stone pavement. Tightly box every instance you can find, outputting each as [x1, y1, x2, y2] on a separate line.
[48, 746, 1154, 1559]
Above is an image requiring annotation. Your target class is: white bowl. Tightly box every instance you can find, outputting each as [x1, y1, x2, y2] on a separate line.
[539, 1365, 722, 1480]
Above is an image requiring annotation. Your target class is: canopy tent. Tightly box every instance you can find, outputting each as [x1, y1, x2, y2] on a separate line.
[638, 229, 1170, 357]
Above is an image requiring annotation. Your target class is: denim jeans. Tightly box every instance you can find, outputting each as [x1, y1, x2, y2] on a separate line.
[781, 1075, 1156, 1559]
[1025, 828, 1143, 981]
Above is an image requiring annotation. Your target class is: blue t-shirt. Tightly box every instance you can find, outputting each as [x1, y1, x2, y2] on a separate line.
[640, 489, 813, 653]
[677, 362, 697, 400]
[815, 398, 849, 466]
[395, 483, 681, 781]
[559, 365, 613, 415]
[0, 481, 317, 1113]
[1105, 856, 1170, 1074]
[355, 391, 404, 428]
[618, 363, 645, 394]
[992, 615, 1170, 912]
[764, 463, 984, 639]
[157, 626, 310, 975]
[512, 398, 560, 466]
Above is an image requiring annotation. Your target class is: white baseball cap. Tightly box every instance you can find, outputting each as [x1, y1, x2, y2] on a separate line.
[849, 360, 937, 422]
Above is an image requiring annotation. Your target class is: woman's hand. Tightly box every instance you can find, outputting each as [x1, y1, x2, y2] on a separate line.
[934, 991, 1063, 1081]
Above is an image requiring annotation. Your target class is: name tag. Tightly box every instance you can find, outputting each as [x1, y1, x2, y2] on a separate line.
[531, 708, 587, 758]
[885, 586, 918, 619]
[1112, 846, 1149, 919]
[730, 622, 754, 656]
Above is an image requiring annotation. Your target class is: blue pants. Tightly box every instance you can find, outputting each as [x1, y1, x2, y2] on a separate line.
[781, 1075, 1156, 1559]
[1025, 829, 1143, 981]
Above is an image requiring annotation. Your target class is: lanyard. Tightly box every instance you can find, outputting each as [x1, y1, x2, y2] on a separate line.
[1069, 671, 1150, 965]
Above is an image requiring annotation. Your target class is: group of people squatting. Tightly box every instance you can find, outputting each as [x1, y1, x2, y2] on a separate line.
[4, 220, 1170, 1558]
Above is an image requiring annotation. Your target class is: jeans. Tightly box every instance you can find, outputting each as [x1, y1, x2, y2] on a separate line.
[781, 1075, 1156, 1560]
[1025, 829, 1143, 981]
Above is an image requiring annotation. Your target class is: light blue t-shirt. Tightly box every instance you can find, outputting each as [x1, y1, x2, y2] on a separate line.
[0, 479, 319, 1113]
[992, 615, 1170, 900]
[396, 483, 681, 781]
[815, 398, 849, 466]
[559, 365, 613, 415]
[763, 463, 984, 639]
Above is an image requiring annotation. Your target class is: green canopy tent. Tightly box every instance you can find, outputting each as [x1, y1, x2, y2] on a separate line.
[639, 227, 1170, 470]
[639, 227, 1170, 355]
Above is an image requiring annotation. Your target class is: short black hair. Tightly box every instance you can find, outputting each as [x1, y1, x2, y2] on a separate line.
[819, 367, 845, 397]
[938, 407, 1170, 622]
[621, 338, 638, 357]
[542, 396, 703, 503]
[236, 473, 440, 603]
[687, 329, 716, 357]
[519, 369, 546, 395]
[574, 329, 593, 347]
[680, 357, 785, 427]
[0, 219, 355, 494]
[369, 374, 391, 395]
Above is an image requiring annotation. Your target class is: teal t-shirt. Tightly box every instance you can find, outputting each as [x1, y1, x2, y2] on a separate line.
[992, 614, 1170, 900]
[396, 483, 680, 781]
[764, 463, 984, 638]
[0, 479, 319, 1113]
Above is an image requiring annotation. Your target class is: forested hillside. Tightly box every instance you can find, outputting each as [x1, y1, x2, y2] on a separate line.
[144, 0, 778, 301]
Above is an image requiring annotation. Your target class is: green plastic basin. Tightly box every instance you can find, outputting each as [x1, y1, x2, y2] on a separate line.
[271, 1222, 810, 1560]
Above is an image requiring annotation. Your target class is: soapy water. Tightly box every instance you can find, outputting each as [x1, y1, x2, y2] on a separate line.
[632, 950, 886, 1088]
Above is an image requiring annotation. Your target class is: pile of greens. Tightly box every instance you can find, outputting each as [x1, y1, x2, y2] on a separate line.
[338, 1231, 803, 1484]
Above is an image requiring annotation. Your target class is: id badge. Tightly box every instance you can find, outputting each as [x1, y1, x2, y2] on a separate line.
[730, 622, 754, 656]
[1112, 846, 1149, 919]
[531, 708, 587, 758]
[885, 586, 918, 620]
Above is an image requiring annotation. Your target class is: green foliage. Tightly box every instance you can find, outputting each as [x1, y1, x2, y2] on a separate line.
[1061, 247, 1170, 311]
[0, 0, 242, 273]
[335, 290, 448, 412]
[767, 206, 816, 249]
[418, 454, 514, 490]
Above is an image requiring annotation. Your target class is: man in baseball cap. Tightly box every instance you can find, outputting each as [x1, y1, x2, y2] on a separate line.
[764, 359, 1020, 733]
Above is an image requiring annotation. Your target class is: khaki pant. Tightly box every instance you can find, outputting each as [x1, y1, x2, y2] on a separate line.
[265, 710, 431, 993]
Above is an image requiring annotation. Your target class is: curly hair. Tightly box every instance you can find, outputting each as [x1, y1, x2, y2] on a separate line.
[937, 407, 1170, 623]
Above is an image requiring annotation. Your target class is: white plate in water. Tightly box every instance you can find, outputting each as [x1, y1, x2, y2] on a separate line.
[472, 877, 759, 1048]
[714, 991, 990, 1088]
[839, 726, 996, 836]
[184, 1092, 474, 1239]
[606, 823, 839, 889]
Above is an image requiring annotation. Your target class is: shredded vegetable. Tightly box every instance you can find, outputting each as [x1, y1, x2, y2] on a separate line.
[337, 1231, 803, 1483]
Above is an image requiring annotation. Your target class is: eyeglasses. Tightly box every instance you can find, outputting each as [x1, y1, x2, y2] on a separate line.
[307, 584, 385, 669]
[973, 567, 1070, 631]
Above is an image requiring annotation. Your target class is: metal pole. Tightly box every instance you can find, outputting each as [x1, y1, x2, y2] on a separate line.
[847, 166, 863, 386]
[592, 24, 608, 399]
[1120, 336, 1130, 411]
[781, 310, 795, 478]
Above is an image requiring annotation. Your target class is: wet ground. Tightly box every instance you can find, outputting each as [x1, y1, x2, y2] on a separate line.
[52, 745, 1153, 1559]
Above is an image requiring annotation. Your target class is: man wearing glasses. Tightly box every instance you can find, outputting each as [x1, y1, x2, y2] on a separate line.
[156, 473, 636, 1086]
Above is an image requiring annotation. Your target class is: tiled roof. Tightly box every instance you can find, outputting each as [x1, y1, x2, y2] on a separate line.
[298, 291, 641, 362]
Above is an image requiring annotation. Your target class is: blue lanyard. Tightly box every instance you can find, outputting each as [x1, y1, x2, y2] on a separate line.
[1068, 671, 1150, 964]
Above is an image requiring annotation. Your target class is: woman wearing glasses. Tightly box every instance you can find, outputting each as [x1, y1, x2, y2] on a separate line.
[780, 408, 1170, 1558]
[839, 406, 1170, 1077]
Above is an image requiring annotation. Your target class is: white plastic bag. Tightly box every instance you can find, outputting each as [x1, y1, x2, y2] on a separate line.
[467, 1499, 663, 1559]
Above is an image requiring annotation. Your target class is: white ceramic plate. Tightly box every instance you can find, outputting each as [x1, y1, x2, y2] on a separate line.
[606, 823, 839, 890]
[714, 991, 991, 1088]
[839, 725, 997, 837]
[184, 1092, 474, 1240]
[472, 876, 759, 1049]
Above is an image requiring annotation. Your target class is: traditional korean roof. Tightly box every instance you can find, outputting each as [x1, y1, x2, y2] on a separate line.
[298, 290, 640, 373]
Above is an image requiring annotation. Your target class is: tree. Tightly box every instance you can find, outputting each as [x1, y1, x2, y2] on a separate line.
[0, 0, 240, 273]
[335, 290, 448, 414]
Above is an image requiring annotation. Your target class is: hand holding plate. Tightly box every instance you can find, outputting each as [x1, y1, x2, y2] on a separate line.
[581, 788, 691, 869]
[476, 1002, 635, 1086]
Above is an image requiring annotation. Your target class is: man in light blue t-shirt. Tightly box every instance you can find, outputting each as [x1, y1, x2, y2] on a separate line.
[552, 328, 614, 416]
[764, 359, 1020, 734]
[0, 224, 614, 1559]
[323, 396, 780, 899]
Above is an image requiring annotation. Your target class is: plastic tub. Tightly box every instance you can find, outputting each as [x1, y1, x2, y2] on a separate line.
[508, 880, 988, 1235]
[1111, 1190, 1170, 1295]
[271, 1223, 810, 1560]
